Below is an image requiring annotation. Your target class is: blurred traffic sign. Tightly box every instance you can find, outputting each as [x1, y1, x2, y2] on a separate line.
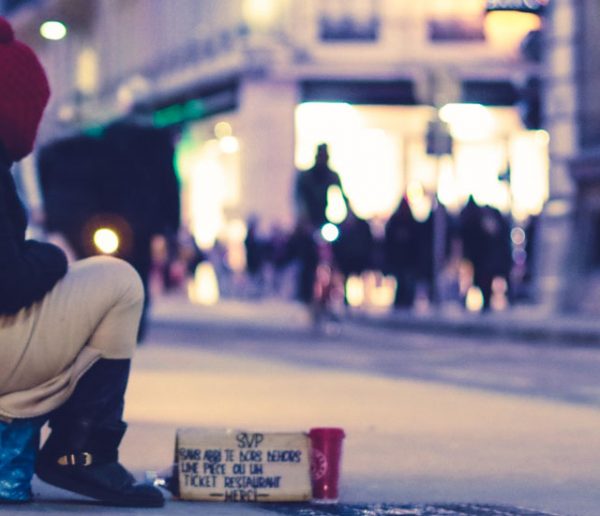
[426, 119, 453, 156]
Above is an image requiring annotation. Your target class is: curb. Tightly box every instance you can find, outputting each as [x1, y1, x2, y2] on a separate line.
[349, 311, 600, 346]
[149, 304, 600, 347]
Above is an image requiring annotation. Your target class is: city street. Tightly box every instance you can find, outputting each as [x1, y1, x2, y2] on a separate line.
[1, 1, 597, 515]
[17, 296, 600, 516]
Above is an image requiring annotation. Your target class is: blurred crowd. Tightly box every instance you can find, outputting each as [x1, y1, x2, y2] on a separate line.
[34, 130, 540, 318]
[149, 148, 538, 316]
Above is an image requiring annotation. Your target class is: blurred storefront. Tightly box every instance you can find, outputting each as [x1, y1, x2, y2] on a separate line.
[3, 0, 550, 304]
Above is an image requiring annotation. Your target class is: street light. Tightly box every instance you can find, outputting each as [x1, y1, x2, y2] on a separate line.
[40, 20, 67, 41]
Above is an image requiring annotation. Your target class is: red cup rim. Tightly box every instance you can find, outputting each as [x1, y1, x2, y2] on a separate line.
[309, 427, 345, 438]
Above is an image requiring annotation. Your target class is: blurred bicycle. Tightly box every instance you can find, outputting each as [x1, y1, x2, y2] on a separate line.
[310, 223, 346, 331]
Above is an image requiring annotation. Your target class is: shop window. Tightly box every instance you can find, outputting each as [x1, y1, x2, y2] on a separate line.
[427, 0, 486, 42]
[461, 80, 519, 106]
[301, 80, 416, 105]
[319, 0, 380, 42]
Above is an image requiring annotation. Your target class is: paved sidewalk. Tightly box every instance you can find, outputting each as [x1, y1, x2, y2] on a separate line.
[8, 294, 599, 515]
[354, 305, 600, 345]
[150, 294, 600, 346]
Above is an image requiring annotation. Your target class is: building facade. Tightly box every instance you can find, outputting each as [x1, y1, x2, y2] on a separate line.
[539, 0, 600, 314]
[4, 0, 548, 294]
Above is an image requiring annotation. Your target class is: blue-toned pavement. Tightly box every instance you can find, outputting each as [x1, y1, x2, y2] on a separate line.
[2, 500, 563, 515]
[5, 294, 596, 515]
[257, 503, 560, 515]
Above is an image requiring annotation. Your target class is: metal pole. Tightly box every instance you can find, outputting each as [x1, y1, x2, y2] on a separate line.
[431, 158, 448, 307]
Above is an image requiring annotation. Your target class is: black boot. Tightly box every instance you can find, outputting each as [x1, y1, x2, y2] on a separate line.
[35, 419, 164, 508]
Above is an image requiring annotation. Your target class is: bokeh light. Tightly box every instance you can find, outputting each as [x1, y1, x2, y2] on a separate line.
[40, 20, 67, 41]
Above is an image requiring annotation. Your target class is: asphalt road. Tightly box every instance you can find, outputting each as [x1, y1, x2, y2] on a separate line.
[148, 318, 600, 408]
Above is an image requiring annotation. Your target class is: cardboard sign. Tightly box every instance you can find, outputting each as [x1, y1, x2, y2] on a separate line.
[175, 428, 312, 502]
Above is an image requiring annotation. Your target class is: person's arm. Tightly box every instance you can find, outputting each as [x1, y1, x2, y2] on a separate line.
[0, 234, 68, 314]
[293, 172, 310, 224]
[0, 178, 68, 314]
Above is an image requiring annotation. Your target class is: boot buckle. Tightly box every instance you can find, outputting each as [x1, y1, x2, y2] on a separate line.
[57, 452, 93, 467]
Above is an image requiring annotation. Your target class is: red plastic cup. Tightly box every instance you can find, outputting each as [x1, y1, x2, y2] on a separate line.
[308, 427, 345, 503]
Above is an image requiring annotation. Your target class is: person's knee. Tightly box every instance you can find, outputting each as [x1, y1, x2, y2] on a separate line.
[89, 256, 144, 307]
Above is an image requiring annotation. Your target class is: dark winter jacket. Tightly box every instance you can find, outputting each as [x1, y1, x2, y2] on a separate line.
[0, 144, 67, 315]
[295, 164, 346, 229]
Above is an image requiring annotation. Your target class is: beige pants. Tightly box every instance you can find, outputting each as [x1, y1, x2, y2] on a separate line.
[0, 256, 143, 420]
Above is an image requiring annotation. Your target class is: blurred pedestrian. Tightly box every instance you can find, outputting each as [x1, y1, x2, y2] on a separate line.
[458, 196, 483, 271]
[263, 223, 291, 296]
[244, 214, 266, 297]
[419, 198, 457, 305]
[384, 196, 421, 309]
[0, 17, 163, 507]
[292, 143, 348, 311]
[332, 209, 374, 305]
[459, 196, 512, 311]
[284, 218, 320, 306]
[295, 143, 347, 229]
[480, 204, 512, 308]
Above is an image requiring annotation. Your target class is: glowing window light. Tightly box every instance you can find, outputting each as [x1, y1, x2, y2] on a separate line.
[363, 272, 396, 308]
[484, 10, 541, 52]
[93, 228, 120, 255]
[339, 128, 401, 220]
[296, 102, 403, 220]
[76, 47, 99, 95]
[325, 185, 348, 224]
[242, 0, 280, 29]
[176, 124, 242, 254]
[223, 219, 247, 273]
[214, 122, 232, 139]
[465, 286, 484, 312]
[452, 140, 506, 209]
[406, 179, 433, 223]
[406, 180, 425, 205]
[345, 275, 365, 308]
[219, 135, 239, 154]
[439, 103, 496, 141]
[509, 130, 549, 220]
[188, 262, 220, 306]
[40, 20, 67, 41]
[226, 218, 248, 242]
[321, 223, 339, 243]
[294, 102, 361, 169]
[437, 159, 460, 212]
[190, 140, 226, 251]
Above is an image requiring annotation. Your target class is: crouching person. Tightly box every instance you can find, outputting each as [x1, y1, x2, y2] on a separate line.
[0, 16, 163, 507]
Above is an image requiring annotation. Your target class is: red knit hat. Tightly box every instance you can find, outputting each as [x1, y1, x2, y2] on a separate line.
[0, 17, 50, 161]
